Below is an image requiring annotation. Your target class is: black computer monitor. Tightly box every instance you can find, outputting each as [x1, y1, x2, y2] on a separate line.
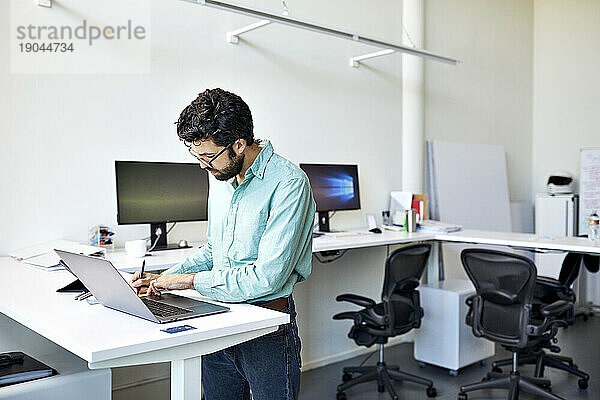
[115, 161, 209, 251]
[299, 163, 360, 232]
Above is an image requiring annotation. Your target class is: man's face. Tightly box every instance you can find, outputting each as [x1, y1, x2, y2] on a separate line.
[190, 139, 244, 181]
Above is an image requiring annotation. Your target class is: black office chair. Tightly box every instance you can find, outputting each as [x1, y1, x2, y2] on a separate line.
[458, 249, 572, 400]
[489, 252, 590, 389]
[333, 244, 436, 400]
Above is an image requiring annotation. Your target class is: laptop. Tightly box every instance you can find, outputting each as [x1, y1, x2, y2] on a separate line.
[55, 249, 229, 324]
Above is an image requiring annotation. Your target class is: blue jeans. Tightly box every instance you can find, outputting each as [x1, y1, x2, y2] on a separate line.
[202, 296, 302, 400]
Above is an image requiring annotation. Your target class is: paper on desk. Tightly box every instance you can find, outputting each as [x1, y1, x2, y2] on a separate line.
[417, 220, 462, 233]
[9, 240, 104, 270]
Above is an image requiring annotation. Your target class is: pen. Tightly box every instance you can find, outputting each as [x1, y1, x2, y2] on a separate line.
[74, 290, 89, 301]
[137, 260, 146, 294]
[78, 292, 93, 301]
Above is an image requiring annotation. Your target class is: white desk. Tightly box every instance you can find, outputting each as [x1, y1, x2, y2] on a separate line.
[312, 231, 435, 253]
[437, 229, 600, 255]
[0, 257, 288, 400]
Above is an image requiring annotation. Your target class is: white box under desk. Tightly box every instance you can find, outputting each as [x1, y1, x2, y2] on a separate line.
[414, 279, 495, 374]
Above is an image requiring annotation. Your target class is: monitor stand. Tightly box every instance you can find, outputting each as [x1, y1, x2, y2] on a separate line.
[318, 211, 331, 232]
[149, 222, 191, 251]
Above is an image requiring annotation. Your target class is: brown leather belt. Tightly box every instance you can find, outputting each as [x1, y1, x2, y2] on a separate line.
[257, 296, 290, 312]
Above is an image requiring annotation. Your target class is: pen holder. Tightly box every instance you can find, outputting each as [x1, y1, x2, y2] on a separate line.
[89, 225, 115, 252]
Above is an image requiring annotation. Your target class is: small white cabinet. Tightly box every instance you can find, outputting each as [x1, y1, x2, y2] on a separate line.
[414, 279, 495, 374]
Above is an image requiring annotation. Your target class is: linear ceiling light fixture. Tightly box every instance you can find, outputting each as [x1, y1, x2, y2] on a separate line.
[181, 0, 460, 66]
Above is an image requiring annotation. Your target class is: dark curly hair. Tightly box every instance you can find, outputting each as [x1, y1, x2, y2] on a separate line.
[176, 88, 254, 148]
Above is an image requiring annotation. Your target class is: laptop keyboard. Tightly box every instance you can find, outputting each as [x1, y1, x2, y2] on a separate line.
[141, 297, 193, 318]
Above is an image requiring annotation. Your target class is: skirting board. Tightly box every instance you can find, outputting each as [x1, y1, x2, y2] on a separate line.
[301, 333, 414, 371]
[112, 334, 415, 393]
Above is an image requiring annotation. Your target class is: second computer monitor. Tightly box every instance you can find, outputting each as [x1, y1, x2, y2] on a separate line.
[299, 163, 360, 232]
[115, 161, 209, 250]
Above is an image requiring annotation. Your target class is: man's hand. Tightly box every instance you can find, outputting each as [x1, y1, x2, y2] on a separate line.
[129, 271, 161, 295]
[130, 273, 196, 297]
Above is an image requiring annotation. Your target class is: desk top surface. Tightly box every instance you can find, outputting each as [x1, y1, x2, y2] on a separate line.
[0, 258, 288, 364]
[313, 230, 436, 252]
[438, 229, 600, 254]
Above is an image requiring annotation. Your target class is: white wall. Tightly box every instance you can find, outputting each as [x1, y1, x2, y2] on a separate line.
[532, 0, 600, 195]
[424, 0, 534, 204]
[1, 0, 408, 396]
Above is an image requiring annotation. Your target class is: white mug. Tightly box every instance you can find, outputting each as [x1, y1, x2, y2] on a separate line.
[125, 239, 147, 258]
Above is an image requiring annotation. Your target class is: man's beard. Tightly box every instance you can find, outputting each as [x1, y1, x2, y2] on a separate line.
[212, 154, 244, 181]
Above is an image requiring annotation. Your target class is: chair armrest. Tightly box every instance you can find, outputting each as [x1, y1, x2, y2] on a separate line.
[536, 276, 563, 290]
[336, 294, 376, 308]
[480, 289, 518, 305]
[540, 300, 572, 318]
[332, 311, 359, 321]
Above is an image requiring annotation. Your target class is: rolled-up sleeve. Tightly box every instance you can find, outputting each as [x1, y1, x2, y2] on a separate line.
[193, 177, 314, 302]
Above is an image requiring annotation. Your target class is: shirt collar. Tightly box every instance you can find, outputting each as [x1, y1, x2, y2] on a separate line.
[246, 139, 273, 180]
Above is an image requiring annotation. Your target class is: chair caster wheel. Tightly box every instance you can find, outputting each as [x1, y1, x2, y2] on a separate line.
[458, 393, 468, 400]
[336, 391, 347, 400]
[377, 383, 385, 392]
[491, 366, 502, 373]
[578, 379, 589, 390]
[426, 387, 437, 397]
[479, 360, 486, 366]
[449, 369, 459, 377]
[342, 373, 352, 382]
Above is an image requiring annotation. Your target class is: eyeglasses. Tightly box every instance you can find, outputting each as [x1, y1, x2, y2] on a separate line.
[188, 142, 235, 169]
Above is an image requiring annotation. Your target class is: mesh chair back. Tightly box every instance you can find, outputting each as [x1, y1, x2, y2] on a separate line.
[461, 249, 536, 348]
[382, 244, 431, 334]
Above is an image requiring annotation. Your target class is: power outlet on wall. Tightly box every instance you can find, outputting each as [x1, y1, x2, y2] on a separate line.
[37, 0, 52, 8]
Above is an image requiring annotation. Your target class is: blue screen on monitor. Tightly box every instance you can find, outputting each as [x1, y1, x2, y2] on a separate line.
[300, 164, 361, 212]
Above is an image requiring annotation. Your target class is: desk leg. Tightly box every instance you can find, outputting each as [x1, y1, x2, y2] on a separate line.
[171, 357, 202, 400]
[427, 241, 444, 285]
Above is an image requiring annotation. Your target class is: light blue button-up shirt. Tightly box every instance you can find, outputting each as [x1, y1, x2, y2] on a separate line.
[164, 140, 316, 303]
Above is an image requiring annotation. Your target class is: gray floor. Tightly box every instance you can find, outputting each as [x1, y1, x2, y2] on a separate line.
[300, 316, 599, 400]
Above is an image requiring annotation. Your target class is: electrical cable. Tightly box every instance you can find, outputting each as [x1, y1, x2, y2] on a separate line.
[143, 222, 176, 241]
[166, 222, 177, 235]
[147, 227, 163, 252]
